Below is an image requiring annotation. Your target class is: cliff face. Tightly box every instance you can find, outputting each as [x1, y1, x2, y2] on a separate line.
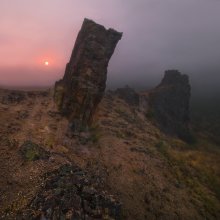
[54, 18, 122, 130]
[148, 70, 192, 142]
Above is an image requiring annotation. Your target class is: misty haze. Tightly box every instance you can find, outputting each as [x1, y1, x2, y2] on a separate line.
[0, 1, 220, 219]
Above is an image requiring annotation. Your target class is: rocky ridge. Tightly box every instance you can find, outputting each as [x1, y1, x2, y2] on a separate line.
[0, 85, 219, 219]
[113, 70, 192, 142]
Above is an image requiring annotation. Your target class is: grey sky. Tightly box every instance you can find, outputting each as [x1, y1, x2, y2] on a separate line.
[0, 0, 219, 94]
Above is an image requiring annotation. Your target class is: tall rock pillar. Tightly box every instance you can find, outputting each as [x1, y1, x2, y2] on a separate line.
[54, 18, 122, 130]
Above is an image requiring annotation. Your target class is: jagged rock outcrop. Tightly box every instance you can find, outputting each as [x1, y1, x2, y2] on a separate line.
[148, 70, 193, 142]
[115, 86, 139, 106]
[54, 18, 122, 131]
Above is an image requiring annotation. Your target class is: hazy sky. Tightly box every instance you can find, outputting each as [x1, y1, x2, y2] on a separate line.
[0, 0, 220, 92]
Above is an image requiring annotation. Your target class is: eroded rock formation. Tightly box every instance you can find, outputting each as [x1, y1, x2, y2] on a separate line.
[54, 18, 122, 130]
[148, 70, 193, 142]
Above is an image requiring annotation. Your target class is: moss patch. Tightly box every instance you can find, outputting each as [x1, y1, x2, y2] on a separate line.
[19, 141, 49, 161]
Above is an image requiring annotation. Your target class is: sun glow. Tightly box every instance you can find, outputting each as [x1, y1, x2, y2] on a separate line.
[44, 61, 49, 66]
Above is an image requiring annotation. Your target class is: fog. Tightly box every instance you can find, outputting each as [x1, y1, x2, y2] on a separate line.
[0, 0, 220, 97]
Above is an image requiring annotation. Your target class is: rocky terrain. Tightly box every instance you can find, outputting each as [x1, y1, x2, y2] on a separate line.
[0, 18, 220, 220]
[0, 86, 220, 219]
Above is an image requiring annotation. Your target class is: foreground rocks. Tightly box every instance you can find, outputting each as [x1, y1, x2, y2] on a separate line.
[54, 18, 122, 131]
[148, 70, 193, 142]
[21, 164, 121, 220]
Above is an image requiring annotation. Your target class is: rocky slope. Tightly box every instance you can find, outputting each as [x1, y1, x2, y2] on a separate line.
[0, 87, 220, 219]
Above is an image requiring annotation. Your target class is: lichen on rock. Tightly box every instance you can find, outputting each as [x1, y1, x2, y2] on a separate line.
[21, 164, 121, 219]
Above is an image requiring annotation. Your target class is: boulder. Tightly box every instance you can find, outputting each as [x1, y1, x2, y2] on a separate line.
[54, 18, 122, 131]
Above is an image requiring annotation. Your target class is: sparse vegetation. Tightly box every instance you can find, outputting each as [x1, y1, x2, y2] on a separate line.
[145, 109, 154, 119]
[54, 85, 64, 110]
[154, 137, 220, 217]
[115, 107, 136, 124]
[44, 136, 56, 149]
[89, 123, 102, 143]
[0, 88, 220, 219]
[155, 140, 170, 160]
[19, 141, 49, 161]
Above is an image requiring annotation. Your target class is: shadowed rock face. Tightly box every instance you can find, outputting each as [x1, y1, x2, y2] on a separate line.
[55, 18, 122, 130]
[149, 70, 193, 142]
[115, 86, 139, 106]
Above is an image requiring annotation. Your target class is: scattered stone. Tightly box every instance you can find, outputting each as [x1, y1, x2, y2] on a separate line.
[54, 18, 122, 131]
[19, 141, 50, 161]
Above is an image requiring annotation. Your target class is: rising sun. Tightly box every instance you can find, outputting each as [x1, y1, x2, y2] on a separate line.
[44, 61, 49, 66]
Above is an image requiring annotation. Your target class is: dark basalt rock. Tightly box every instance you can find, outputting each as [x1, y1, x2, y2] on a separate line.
[148, 70, 193, 142]
[21, 164, 121, 219]
[54, 18, 122, 131]
[115, 86, 139, 106]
